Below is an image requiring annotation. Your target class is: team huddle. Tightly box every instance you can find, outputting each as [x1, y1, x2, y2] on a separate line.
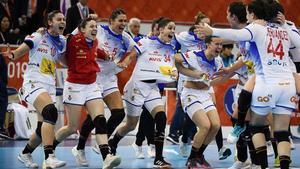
[3, 0, 299, 169]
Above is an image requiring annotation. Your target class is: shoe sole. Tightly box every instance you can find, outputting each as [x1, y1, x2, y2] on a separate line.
[17, 154, 38, 168]
[219, 149, 232, 160]
[153, 164, 172, 168]
[104, 157, 121, 169]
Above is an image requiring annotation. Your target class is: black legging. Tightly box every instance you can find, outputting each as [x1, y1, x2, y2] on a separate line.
[135, 106, 155, 146]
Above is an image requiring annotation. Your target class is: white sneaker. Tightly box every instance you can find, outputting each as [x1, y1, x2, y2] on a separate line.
[228, 160, 251, 169]
[71, 146, 89, 166]
[102, 154, 121, 169]
[42, 154, 66, 169]
[131, 143, 145, 159]
[219, 146, 232, 160]
[289, 136, 295, 150]
[17, 153, 38, 168]
[147, 144, 155, 158]
[92, 143, 100, 154]
[266, 141, 274, 156]
[179, 142, 189, 158]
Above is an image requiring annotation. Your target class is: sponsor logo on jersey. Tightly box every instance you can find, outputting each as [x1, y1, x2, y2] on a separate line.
[224, 85, 236, 116]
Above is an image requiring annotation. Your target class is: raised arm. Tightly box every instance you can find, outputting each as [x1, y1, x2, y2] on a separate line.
[2, 43, 30, 60]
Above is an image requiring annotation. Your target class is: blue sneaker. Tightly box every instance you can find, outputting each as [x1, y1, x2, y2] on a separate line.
[227, 125, 246, 144]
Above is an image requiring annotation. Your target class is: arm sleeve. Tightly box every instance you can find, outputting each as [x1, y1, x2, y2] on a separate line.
[134, 38, 147, 55]
[24, 32, 43, 49]
[283, 22, 300, 48]
[212, 24, 256, 42]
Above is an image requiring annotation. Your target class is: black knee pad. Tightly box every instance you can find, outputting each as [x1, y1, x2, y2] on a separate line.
[250, 125, 266, 136]
[110, 109, 125, 124]
[35, 121, 43, 138]
[237, 89, 252, 113]
[154, 111, 167, 134]
[274, 131, 290, 143]
[93, 115, 107, 134]
[42, 104, 58, 125]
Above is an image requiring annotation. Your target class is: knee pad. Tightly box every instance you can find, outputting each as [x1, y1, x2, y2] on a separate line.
[110, 109, 125, 124]
[250, 125, 266, 136]
[237, 89, 252, 113]
[35, 121, 42, 138]
[154, 111, 166, 134]
[93, 115, 107, 134]
[42, 104, 58, 125]
[274, 131, 290, 143]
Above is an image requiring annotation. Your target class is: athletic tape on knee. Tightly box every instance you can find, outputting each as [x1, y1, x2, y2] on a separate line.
[93, 115, 107, 134]
[35, 121, 43, 138]
[237, 89, 252, 113]
[42, 104, 58, 125]
[274, 131, 290, 143]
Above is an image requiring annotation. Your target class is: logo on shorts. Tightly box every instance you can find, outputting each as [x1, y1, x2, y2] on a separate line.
[68, 95, 72, 100]
[257, 96, 271, 102]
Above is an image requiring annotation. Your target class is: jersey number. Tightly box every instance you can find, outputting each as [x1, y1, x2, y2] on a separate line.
[267, 38, 284, 60]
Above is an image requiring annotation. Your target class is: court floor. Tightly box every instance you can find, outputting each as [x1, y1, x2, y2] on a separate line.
[0, 136, 299, 169]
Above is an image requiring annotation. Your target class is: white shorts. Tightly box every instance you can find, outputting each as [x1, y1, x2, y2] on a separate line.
[251, 78, 296, 116]
[123, 80, 164, 117]
[181, 87, 216, 119]
[20, 81, 56, 105]
[63, 81, 102, 105]
[97, 73, 119, 97]
[233, 84, 244, 105]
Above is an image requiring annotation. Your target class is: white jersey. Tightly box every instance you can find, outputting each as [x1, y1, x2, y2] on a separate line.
[212, 23, 294, 83]
[132, 36, 176, 83]
[180, 50, 223, 82]
[175, 31, 206, 93]
[284, 21, 300, 62]
[23, 32, 66, 85]
[96, 25, 137, 75]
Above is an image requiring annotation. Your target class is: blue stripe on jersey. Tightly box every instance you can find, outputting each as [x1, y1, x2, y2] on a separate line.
[100, 25, 123, 40]
[172, 35, 181, 51]
[244, 28, 253, 41]
[149, 36, 174, 48]
[180, 53, 190, 67]
[292, 29, 300, 36]
[249, 42, 263, 76]
[188, 31, 201, 41]
[134, 45, 141, 55]
[193, 50, 216, 68]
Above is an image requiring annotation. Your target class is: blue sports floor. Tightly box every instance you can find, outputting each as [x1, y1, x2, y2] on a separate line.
[0, 136, 300, 169]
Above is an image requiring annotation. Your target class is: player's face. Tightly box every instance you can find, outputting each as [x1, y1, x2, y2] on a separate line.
[152, 24, 160, 36]
[48, 13, 66, 35]
[201, 17, 210, 25]
[159, 21, 175, 43]
[110, 14, 127, 34]
[81, 20, 97, 40]
[208, 38, 223, 57]
[130, 22, 140, 36]
[226, 8, 236, 28]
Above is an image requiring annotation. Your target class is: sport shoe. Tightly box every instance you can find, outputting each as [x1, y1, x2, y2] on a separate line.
[227, 125, 246, 144]
[186, 158, 202, 169]
[131, 143, 145, 159]
[289, 136, 295, 150]
[179, 142, 189, 158]
[153, 158, 172, 168]
[92, 143, 101, 154]
[197, 155, 211, 168]
[166, 134, 180, 145]
[102, 154, 121, 169]
[266, 141, 274, 156]
[18, 153, 38, 168]
[274, 156, 280, 167]
[218, 146, 232, 160]
[147, 144, 155, 158]
[42, 154, 66, 169]
[250, 164, 261, 169]
[228, 160, 251, 169]
[72, 146, 89, 166]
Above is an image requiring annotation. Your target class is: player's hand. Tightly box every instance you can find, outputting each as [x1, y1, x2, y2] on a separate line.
[170, 68, 178, 80]
[117, 61, 128, 69]
[214, 67, 231, 76]
[36, 27, 47, 35]
[2, 44, 14, 60]
[195, 23, 213, 37]
[88, 14, 98, 20]
[276, 12, 286, 25]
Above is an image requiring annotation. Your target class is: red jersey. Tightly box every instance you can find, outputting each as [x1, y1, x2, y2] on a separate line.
[66, 33, 103, 84]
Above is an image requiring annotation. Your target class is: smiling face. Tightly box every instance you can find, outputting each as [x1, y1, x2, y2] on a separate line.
[158, 21, 175, 43]
[0, 16, 10, 31]
[110, 14, 127, 34]
[80, 20, 97, 40]
[207, 37, 223, 57]
[48, 12, 66, 35]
